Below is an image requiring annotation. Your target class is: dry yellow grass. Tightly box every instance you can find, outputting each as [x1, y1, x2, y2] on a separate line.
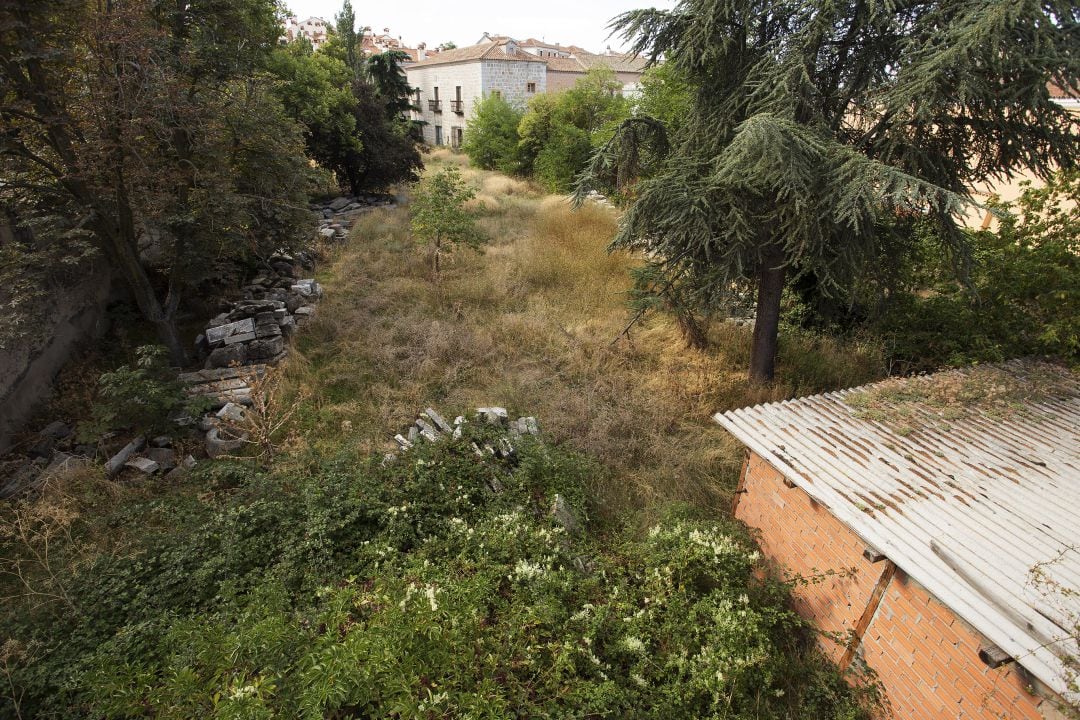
[285, 155, 886, 521]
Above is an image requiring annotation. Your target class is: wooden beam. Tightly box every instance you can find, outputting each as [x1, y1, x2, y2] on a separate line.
[979, 645, 1014, 669]
[731, 448, 751, 515]
[839, 560, 897, 671]
[862, 546, 887, 563]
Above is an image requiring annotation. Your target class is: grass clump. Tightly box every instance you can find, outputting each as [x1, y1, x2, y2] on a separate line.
[844, 361, 1076, 432]
[1, 435, 874, 719]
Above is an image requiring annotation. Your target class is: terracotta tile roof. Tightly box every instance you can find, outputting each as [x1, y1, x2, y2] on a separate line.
[410, 41, 543, 68]
[543, 51, 647, 75]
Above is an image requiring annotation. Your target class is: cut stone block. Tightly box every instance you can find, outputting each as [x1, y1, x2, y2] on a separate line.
[222, 331, 256, 346]
[425, 408, 453, 434]
[206, 318, 255, 346]
[125, 456, 160, 474]
[144, 447, 177, 471]
[106, 437, 146, 478]
[477, 407, 508, 426]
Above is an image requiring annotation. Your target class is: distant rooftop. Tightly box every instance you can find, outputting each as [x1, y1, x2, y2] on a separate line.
[715, 360, 1080, 702]
[410, 36, 646, 74]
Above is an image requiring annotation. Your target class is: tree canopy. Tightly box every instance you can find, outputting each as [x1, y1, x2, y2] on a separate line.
[580, 0, 1079, 381]
[0, 0, 312, 362]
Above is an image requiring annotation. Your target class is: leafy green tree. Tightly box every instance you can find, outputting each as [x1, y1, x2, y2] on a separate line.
[271, 16, 421, 195]
[0, 0, 311, 363]
[333, 0, 362, 76]
[346, 78, 424, 193]
[410, 167, 484, 277]
[872, 172, 1080, 370]
[534, 124, 595, 193]
[635, 64, 693, 137]
[581, 0, 1078, 381]
[516, 68, 631, 191]
[462, 94, 525, 173]
[269, 41, 362, 189]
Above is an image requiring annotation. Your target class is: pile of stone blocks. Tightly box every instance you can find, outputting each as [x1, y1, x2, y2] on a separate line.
[388, 406, 540, 462]
[194, 254, 322, 371]
[314, 193, 394, 242]
[178, 365, 267, 409]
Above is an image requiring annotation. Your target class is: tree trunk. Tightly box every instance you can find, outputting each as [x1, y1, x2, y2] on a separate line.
[676, 309, 709, 350]
[433, 234, 441, 278]
[749, 244, 787, 383]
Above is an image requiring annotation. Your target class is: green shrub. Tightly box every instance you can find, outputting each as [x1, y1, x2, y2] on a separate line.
[874, 171, 1079, 371]
[3, 432, 872, 719]
[535, 124, 594, 193]
[461, 94, 524, 174]
[76, 345, 207, 442]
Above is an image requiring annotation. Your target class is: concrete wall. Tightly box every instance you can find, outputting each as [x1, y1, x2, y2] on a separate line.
[735, 451, 1054, 719]
[0, 264, 112, 451]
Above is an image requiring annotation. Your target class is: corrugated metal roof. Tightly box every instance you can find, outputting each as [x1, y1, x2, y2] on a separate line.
[714, 360, 1080, 702]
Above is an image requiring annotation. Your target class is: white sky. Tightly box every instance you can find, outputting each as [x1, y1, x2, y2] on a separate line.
[281, 1, 677, 53]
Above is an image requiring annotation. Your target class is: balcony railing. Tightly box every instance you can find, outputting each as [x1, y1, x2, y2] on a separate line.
[450, 100, 464, 114]
[428, 99, 442, 113]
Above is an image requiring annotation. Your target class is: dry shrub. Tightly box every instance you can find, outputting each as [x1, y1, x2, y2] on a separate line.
[427, 148, 469, 167]
[464, 193, 501, 214]
[482, 175, 531, 197]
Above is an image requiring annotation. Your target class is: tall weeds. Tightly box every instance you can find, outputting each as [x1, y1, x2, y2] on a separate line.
[286, 154, 886, 521]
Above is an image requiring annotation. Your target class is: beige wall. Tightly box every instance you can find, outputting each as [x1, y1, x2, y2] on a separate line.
[546, 69, 642, 94]
[406, 59, 547, 146]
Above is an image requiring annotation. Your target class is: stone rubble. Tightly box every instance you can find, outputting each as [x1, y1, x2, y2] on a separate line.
[1, 194, 392, 500]
[314, 192, 394, 243]
[387, 406, 541, 464]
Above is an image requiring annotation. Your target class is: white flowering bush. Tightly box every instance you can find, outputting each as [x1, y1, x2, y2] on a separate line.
[3, 428, 873, 718]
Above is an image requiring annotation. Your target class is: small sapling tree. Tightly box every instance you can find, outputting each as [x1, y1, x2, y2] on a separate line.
[410, 167, 484, 278]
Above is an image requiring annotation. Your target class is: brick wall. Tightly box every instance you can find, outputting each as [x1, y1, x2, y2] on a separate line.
[735, 453, 884, 660]
[862, 571, 1044, 719]
[735, 451, 1052, 719]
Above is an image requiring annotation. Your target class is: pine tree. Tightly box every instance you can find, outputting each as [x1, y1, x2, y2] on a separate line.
[579, 0, 1078, 381]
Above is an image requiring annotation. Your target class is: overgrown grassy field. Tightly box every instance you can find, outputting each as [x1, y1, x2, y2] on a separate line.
[284, 149, 885, 521]
[0, 151, 889, 718]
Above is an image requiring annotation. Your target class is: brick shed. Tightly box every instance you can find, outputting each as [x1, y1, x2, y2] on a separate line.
[714, 361, 1079, 719]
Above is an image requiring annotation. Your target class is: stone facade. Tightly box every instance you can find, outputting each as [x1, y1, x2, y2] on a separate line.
[733, 451, 1061, 719]
[407, 54, 546, 147]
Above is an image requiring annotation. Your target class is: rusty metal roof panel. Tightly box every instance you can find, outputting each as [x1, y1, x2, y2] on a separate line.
[714, 360, 1080, 702]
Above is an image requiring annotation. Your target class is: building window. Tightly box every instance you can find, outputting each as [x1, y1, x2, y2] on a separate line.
[452, 127, 463, 149]
[490, 90, 502, 99]
[435, 126, 443, 146]
[527, 82, 536, 93]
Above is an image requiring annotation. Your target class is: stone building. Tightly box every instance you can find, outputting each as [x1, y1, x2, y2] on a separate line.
[405, 36, 647, 147]
[282, 16, 329, 50]
[405, 40, 548, 147]
[715, 361, 1079, 719]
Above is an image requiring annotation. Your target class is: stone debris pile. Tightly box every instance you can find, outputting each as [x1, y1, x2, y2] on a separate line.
[314, 193, 394, 243]
[178, 365, 267, 409]
[389, 406, 541, 461]
[194, 253, 322, 371]
[102, 435, 197, 481]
